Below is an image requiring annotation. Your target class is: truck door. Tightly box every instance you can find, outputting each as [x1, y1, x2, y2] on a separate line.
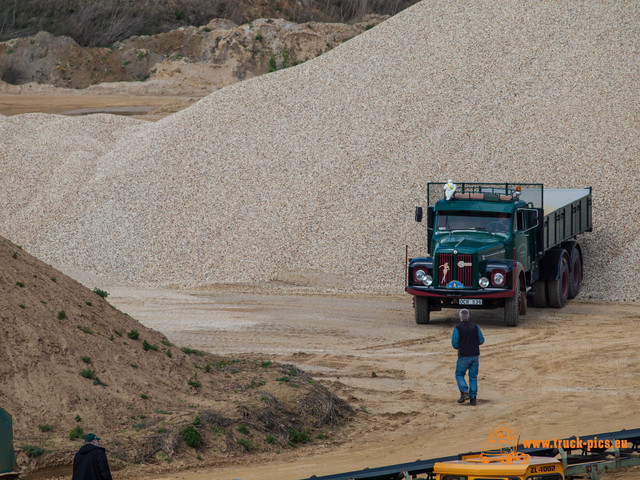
[514, 209, 536, 272]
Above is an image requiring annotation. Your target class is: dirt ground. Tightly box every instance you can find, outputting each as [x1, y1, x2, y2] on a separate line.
[101, 286, 640, 480]
[0, 93, 198, 120]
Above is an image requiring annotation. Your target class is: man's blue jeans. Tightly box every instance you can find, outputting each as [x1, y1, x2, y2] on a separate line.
[455, 355, 479, 398]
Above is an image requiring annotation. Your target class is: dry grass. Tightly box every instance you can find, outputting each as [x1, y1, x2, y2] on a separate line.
[0, 0, 417, 46]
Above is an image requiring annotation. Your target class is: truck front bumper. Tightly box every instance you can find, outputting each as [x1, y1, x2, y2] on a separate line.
[406, 286, 514, 298]
[406, 286, 515, 309]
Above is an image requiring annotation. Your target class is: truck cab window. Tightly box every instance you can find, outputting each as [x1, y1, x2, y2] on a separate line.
[436, 211, 512, 234]
[517, 211, 525, 231]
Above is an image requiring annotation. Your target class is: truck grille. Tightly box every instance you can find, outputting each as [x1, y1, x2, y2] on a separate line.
[437, 253, 473, 287]
[457, 254, 473, 287]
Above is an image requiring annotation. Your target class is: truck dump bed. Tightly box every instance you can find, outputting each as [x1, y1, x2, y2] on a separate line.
[539, 188, 592, 250]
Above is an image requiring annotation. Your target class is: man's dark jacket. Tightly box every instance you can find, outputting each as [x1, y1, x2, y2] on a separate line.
[72, 444, 112, 480]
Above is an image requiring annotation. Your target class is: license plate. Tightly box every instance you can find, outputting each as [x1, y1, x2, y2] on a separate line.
[459, 299, 483, 305]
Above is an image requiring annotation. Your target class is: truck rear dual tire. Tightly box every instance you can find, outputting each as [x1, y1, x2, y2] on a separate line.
[415, 296, 431, 324]
[568, 249, 583, 299]
[548, 256, 569, 308]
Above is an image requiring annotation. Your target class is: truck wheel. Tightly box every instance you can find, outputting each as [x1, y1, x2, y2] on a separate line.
[548, 256, 569, 308]
[504, 279, 520, 327]
[568, 249, 582, 299]
[531, 280, 547, 308]
[415, 296, 431, 324]
[519, 287, 527, 316]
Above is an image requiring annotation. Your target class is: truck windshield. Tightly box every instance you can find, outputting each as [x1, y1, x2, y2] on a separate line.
[436, 211, 512, 234]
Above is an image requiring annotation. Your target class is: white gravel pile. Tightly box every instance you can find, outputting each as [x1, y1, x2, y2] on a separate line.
[1, 2, 639, 301]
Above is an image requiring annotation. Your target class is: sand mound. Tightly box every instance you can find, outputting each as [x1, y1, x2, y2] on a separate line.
[0, 2, 638, 301]
[0, 236, 351, 472]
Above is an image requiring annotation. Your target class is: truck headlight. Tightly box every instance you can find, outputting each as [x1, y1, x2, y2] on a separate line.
[423, 274, 433, 286]
[415, 269, 427, 282]
[479, 277, 489, 288]
[492, 271, 505, 286]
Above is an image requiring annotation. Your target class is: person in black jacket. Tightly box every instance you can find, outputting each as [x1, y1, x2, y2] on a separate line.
[451, 308, 485, 406]
[72, 433, 113, 480]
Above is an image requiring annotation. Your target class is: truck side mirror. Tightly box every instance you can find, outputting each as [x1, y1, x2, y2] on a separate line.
[415, 207, 423, 223]
[427, 206, 435, 229]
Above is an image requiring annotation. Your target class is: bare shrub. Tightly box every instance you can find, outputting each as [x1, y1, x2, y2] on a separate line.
[300, 387, 353, 426]
[0, 0, 417, 46]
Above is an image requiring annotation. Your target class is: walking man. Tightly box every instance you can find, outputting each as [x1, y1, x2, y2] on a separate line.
[451, 308, 485, 406]
[72, 433, 113, 480]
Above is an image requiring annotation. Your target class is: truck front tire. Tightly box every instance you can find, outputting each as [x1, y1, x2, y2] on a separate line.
[504, 279, 520, 327]
[548, 256, 569, 307]
[415, 296, 431, 324]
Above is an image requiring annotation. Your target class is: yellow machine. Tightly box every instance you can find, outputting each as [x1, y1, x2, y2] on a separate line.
[434, 455, 564, 480]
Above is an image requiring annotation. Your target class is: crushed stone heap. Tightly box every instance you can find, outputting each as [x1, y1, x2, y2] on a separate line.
[1, 1, 638, 301]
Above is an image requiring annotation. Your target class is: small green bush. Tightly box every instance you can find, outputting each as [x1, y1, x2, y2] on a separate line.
[57, 310, 66, 320]
[81, 356, 91, 364]
[16, 281, 25, 288]
[69, 426, 84, 440]
[193, 416, 202, 426]
[143, 340, 158, 351]
[266, 435, 276, 444]
[12, 251, 18, 259]
[268, 53, 277, 72]
[77, 325, 93, 334]
[238, 424, 250, 435]
[38, 424, 52, 433]
[288, 428, 310, 445]
[93, 377, 108, 387]
[140, 393, 149, 400]
[188, 374, 201, 389]
[20, 445, 45, 457]
[50, 277, 56, 283]
[182, 425, 201, 448]
[167, 349, 172, 358]
[93, 288, 109, 298]
[181, 347, 203, 356]
[80, 368, 96, 380]
[18, 304, 25, 309]
[85, 301, 92, 306]
[75, 415, 82, 422]
[127, 329, 139, 340]
[161, 340, 171, 346]
[238, 438, 252, 451]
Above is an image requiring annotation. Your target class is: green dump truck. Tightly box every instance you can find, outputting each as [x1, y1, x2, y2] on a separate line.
[407, 182, 592, 326]
[0, 408, 17, 478]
